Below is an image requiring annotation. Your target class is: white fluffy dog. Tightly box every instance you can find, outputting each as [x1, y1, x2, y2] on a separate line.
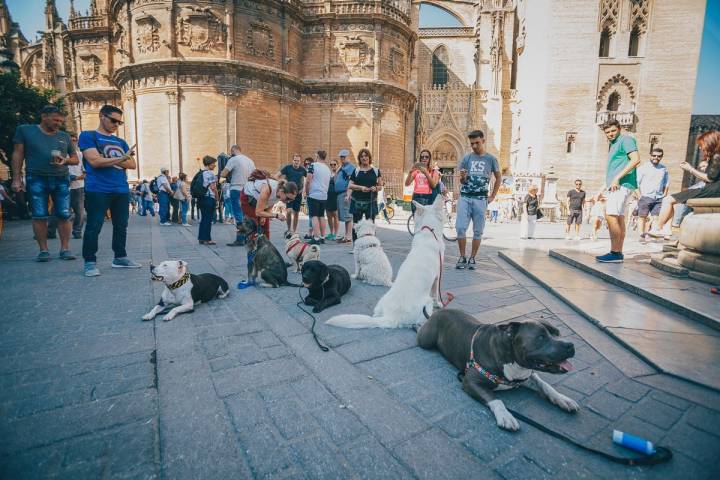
[351, 219, 393, 286]
[284, 233, 321, 272]
[327, 197, 446, 328]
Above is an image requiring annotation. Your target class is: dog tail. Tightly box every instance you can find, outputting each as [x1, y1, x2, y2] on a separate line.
[326, 314, 394, 329]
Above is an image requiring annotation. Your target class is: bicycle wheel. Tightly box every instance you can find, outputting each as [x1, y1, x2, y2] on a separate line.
[406, 213, 415, 236]
[442, 208, 457, 242]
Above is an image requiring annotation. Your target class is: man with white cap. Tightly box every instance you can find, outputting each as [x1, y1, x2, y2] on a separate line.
[334, 149, 355, 243]
[156, 167, 172, 225]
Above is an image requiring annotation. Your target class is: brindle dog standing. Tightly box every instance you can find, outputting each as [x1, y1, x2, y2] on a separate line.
[236, 218, 298, 287]
[418, 308, 579, 431]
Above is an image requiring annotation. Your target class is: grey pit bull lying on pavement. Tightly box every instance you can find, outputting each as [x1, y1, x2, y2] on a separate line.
[418, 308, 579, 431]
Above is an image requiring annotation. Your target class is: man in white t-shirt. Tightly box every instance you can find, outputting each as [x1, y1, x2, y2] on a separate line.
[304, 150, 331, 244]
[221, 144, 256, 246]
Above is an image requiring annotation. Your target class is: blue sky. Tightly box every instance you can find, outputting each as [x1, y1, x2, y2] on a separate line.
[7, 0, 719, 114]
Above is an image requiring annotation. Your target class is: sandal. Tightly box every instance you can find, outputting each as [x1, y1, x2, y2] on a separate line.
[337, 238, 352, 244]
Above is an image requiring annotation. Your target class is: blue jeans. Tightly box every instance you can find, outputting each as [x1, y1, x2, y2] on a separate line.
[672, 203, 692, 227]
[490, 210, 499, 222]
[198, 196, 215, 241]
[82, 191, 129, 262]
[158, 191, 170, 223]
[456, 196, 488, 240]
[229, 189, 245, 242]
[180, 200, 189, 224]
[26, 174, 71, 220]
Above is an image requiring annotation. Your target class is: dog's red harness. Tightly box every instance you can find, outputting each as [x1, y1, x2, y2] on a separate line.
[420, 225, 455, 307]
[286, 239, 310, 260]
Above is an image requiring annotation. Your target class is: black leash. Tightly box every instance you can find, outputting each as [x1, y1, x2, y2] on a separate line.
[455, 372, 672, 466]
[296, 286, 329, 352]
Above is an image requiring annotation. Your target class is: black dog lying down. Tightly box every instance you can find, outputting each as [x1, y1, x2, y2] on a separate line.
[301, 260, 351, 313]
[236, 218, 298, 288]
[418, 308, 579, 431]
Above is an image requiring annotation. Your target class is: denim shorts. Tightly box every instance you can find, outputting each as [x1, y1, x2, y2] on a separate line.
[455, 195, 487, 240]
[26, 174, 71, 220]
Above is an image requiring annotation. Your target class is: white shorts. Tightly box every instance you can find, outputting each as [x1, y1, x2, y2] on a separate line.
[605, 186, 632, 216]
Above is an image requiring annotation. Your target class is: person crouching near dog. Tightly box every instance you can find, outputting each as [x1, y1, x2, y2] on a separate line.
[198, 156, 219, 245]
[347, 148, 383, 243]
[241, 172, 298, 238]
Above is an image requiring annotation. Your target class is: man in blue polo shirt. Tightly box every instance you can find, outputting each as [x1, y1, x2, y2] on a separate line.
[78, 105, 142, 277]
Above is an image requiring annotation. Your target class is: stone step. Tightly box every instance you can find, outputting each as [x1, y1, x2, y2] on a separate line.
[498, 249, 720, 392]
[548, 249, 720, 332]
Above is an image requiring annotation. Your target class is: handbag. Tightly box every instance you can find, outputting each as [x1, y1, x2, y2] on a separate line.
[536, 208, 544, 220]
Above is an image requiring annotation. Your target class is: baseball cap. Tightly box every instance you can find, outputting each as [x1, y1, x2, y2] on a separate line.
[338, 149, 350, 157]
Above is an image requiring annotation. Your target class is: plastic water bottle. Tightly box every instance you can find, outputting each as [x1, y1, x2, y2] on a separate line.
[612, 430, 656, 455]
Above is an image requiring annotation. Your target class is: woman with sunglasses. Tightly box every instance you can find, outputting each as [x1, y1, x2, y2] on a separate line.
[346, 148, 383, 241]
[404, 149, 439, 212]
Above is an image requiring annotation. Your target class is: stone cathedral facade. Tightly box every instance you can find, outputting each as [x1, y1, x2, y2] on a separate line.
[1, 0, 707, 194]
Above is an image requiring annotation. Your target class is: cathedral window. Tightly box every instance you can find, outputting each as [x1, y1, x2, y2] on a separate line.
[628, 26, 643, 56]
[606, 91, 620, 111]
[566, 133, 577, 154]
[599, 27, 612, 57]
[432, 46, 449, 87]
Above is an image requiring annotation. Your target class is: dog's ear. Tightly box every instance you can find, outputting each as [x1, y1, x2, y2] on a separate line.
[499, 321, 522, 337]
[412, 200, 425, 215]
[539, 320, 560, 337]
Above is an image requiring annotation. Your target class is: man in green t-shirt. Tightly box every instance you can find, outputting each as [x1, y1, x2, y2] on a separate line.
[596, 119, 640, 263]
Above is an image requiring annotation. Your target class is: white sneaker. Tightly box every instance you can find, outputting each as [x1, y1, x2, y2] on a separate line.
[182, 223, 191, 227]
[647, 229, 665, 239]
[574, 235, 581, 241]
[565, 234, 571, 240]
[160, 222, 172, 226]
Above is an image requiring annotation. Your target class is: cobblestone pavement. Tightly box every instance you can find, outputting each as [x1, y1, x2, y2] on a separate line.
[1, 215, 719, 479]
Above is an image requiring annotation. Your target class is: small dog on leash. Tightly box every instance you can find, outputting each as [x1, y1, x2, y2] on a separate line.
[352, 219, 393, 286]
[301, 260, 351, 313]
[285, 232, 321, 273]
[143, 260, 229, 321]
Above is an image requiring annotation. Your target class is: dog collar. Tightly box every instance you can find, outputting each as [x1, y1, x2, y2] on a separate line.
[168, 272, 190, 290]
[465, 329, 523, 387]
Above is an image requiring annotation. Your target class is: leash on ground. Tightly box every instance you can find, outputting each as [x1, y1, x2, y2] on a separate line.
[296, 286, 329, 352]
[455, 371, 673, 466]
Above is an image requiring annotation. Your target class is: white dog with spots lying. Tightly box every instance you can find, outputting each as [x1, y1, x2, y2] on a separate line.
[351, 219, 393, 287]
[143, 260, 229, 321]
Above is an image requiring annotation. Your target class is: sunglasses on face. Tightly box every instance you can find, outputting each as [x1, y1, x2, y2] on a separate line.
[103, 115, 124, 126]
[330, 163, 337, 167]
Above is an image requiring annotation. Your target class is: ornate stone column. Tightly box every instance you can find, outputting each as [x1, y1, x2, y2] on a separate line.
[371, 104, 383, 167]
[223, 91, 238, 155]
[166, 89, 181, 174]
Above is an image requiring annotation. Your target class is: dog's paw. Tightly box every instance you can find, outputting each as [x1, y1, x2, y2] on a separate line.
[552, 393, 580, 413]
[350, 274, 357, 279]
[495, 411, 520, 431]
[162, 314, 175, 322]
[142, 313, 155, 321]
[312, 306, 322, 313]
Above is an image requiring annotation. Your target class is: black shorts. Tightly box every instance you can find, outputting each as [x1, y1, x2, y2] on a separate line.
[307, 197, 326, 217]
[637, 196, 663, 216]
[566, 209, 583, 225]
[286, 195, 302, 212]
[326, 192, 338, 212]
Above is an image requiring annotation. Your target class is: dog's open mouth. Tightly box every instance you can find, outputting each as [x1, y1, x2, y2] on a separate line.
[535, 360, 574, 374]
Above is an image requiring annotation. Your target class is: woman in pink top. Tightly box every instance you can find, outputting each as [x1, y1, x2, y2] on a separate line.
[404, 149, 440, 213]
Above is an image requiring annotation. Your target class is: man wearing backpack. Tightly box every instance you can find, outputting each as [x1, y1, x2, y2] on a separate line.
[78, 105, 141, 276]
[156, 167, 172, 225]
[221, 145, 255, 246]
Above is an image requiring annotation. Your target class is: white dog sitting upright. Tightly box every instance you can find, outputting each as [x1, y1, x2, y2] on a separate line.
[284, 233, 321, 272]
[352, 218, 393, 286]
[327, 197, 446, 328]
[143, 260, 229, 321]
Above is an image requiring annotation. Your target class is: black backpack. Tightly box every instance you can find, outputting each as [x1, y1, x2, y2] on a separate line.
[190, 170, 208, 199]
[149, 178, 160, 194]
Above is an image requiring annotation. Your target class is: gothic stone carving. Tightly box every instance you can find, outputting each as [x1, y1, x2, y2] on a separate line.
[80, 54, 100, 81]
[389, 46, 405, 77]
[245, 21, 275, 59]
[177, 7, 227, 52]
[135, 14, 161, 54]
[338, 36, 374, 73]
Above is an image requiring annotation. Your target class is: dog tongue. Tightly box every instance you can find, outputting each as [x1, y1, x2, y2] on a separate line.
[559, 360, 574, 372]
